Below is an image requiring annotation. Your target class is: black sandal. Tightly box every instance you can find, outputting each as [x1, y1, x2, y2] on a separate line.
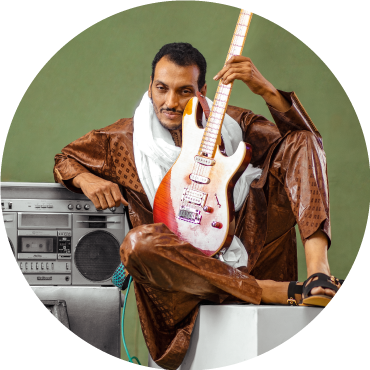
[299, 273, 341, 307]
[287, 281, 303, 306]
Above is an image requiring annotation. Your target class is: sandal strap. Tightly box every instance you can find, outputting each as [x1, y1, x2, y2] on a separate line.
[287, 281, 303, 306]
[302, 273, 339, 298]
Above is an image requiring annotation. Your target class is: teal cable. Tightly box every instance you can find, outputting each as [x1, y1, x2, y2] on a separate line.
[121, 275, 141, 365]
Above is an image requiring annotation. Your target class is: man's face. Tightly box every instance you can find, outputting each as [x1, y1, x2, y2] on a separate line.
[148, 56, 207, 130]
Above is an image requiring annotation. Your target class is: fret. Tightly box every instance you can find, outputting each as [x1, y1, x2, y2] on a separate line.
[216, 91, 230, 97]
[202, 137, 216, 144]
[210, 111, 223, 118]
[205, 128, 218, 135]
[204, 129, 218, 137]
[201, 144, 215, 151]
[200, 145, 212, 151]
[208, 117, 222, 124]
[202, 135, 217, 143]
[210, 108, 224, 113]
[203, 133, 217, 139]
[212, 104, 225, 110]
[206, 122, 220, 129]
[207, 116, 220, 125]
[202, 144, 216, 152]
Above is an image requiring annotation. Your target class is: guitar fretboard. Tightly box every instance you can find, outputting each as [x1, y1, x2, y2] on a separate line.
[199, 10, 253, 158]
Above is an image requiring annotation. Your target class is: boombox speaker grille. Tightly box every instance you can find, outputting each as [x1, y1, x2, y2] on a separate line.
[75, 230, 121, 282]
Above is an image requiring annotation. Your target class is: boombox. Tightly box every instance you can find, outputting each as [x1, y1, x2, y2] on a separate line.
[1, 182, 128, 286]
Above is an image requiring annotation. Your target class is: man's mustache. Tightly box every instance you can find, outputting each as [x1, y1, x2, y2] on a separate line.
[160, 107, 183, 114]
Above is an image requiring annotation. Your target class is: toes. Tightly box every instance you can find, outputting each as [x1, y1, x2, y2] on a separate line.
[310, 286, 335, 297]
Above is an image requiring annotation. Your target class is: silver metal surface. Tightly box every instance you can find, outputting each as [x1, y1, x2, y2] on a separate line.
[1, 182, 89, 200]
[148, 304, 323, 369]
[32, 286, 121, 357]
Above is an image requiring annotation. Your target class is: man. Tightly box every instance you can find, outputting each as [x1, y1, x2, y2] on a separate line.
[54, 43, 340, 369]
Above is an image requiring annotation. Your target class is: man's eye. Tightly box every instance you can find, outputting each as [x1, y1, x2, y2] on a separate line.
[157, 86, 165, 91]
[183, 90, 192, 94]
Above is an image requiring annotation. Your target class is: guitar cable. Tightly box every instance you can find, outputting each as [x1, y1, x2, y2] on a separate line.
[121, 275, 141, 365]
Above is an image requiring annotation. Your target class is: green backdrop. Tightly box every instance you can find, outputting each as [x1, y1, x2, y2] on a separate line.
[2, 1, 369, 366]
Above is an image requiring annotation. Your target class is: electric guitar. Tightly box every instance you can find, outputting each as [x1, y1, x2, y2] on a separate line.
[153, 10, 253, 257]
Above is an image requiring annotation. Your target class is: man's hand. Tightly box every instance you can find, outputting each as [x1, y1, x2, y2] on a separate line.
[213, 55, 291, 112]
[72, 172, 128, 210]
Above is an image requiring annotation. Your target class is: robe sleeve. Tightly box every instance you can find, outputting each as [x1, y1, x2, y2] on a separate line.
[227, 90, 321, 167]
[267, 90, 323, 147]
[53, 129, 111, 193]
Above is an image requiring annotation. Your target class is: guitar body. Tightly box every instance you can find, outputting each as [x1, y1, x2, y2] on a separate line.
[153, 97, 252, 256]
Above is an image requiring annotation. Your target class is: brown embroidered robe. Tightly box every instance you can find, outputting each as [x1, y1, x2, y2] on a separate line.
[53, 91, 330, 369]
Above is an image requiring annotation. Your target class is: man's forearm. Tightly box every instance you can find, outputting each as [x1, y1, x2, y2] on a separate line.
[70, 172, 100, 189]
[261, 86, 291, 113]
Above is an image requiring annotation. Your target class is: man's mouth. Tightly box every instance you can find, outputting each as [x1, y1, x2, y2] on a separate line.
[162, 110, 182, 119]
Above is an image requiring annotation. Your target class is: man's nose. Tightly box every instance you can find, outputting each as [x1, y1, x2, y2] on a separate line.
[165, 90, 179, 109]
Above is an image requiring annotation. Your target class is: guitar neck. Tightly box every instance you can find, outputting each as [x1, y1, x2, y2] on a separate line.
[199, 10, 253, 158]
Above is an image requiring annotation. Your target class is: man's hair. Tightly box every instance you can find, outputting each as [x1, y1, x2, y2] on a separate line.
[151, 43, 207, 90]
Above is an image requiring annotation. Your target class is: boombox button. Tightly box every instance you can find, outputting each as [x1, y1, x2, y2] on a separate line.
[47, 204, 53, 208]
[58, 254, 71, 259]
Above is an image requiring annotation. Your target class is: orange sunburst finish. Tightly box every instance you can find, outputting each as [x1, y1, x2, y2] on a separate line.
[153, 97, 252, 256]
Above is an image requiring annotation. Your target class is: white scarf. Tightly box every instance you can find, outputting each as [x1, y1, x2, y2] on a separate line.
[133, 91, 262, 267]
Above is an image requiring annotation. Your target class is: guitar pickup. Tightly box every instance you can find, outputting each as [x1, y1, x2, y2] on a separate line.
[189, 173, 210, 184]
[181, 188, 208, 208]
[194, 155, 215, 166]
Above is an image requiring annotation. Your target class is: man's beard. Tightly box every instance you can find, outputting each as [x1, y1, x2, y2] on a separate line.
[150, 97, 183, 131]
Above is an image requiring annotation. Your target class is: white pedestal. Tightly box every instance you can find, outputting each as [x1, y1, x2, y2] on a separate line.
[148, 304, 323, 369]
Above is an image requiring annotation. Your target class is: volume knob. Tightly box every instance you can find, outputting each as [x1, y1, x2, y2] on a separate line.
[211, 221, 223, 229]
[68, 204, 73, 210]
[203, 206, 214, 213]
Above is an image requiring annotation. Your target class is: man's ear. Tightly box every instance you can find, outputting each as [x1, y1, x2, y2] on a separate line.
[200, 83, 207, 97]
[148, 76, 152, 98]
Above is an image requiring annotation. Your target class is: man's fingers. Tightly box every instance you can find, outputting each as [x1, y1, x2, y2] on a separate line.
[222, 72, 245, 86]
[95, 191, 109, 210]
[90, 194, 103, 210]
[214, 63, 251, 82]
[120, 195, 128, 206]
[110, 184, 128, 206]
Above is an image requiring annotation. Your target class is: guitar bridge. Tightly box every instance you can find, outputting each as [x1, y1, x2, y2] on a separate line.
[178, 206, 201, 224]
